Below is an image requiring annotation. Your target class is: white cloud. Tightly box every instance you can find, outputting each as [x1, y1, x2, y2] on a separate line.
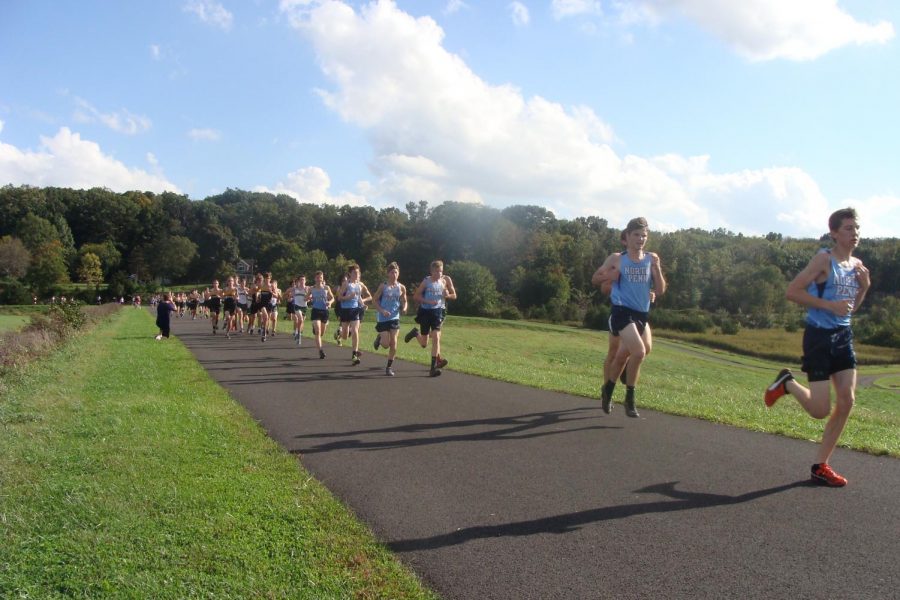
[146, 152, 159, 166]
[624, 0, 894, 61]
[183, 0, 234, 31]
[0, 119, 4, 134]
[0, 127, 180, 193]
[188, 128, 222, 141]
[551, 0, 602, 20]
[509, 2, 530, 27]
[150, 44, 162, 60]
[281, 0, 898, 237]
[444, 0, 466, 16]
[255, 166, 366, 206]
[73, 97, 152, 135]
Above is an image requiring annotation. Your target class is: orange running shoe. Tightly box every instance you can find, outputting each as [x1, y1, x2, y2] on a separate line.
[811, 463, 847, 487]
[764, 369, 794, 407]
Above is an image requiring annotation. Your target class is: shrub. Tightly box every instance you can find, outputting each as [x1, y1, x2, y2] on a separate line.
[499, 306, 522, 320]
[583, 304, 610, 331]
[0, 278, 32, 304]
[719, 319, 740, 335]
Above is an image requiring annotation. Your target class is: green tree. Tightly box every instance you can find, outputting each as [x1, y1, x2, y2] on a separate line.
[26, 240, 70, 294]
[0, 235, 31, 278]
[445, 260, 501, 317]
[16, 212, 59, 252]
[79, 241, 121, 276]
[77, 252, 103, 289]
[146, 235, 198, 281]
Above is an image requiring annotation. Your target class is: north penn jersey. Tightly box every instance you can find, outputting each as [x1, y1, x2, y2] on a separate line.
[340, 282, 362, 309]
[611, 252, 653, 313]
[377, 283, 403, 322]
[310, 286, 329, 310]
[806, 250, 859, 329]
[422, 277, 446, 310]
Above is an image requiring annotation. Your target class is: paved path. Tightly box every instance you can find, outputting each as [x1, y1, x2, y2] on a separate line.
[175, 316, 899, 599]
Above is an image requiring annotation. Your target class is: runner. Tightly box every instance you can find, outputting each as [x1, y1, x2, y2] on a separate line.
[404, 260, 458, 377]
[593, 232, 655, 393]
[371, 262, 408, 376]
[764, 207, 870, 487]
[236, 278, 249, 333]
[592, 218, 666, 418]
[208, 280, 223, 335]
[309, 271, 335, 359]
[222, 276, 238, 338]
[257, 272, 274, 342]
[333, 272, 348, 347]
[289, 275, 310, 347]
[188, 289, 200, 320]
[338, 264, 373, 366]
[268, 278, 282, 338]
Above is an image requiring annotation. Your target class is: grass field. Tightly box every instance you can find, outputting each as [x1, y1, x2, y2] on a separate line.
[361, 314, 899, 457]
[0, 309, 437, 599]
[0, 314, 30, 333]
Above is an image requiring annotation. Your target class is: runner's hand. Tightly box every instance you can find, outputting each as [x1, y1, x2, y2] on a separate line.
[829, 298, 854, 316]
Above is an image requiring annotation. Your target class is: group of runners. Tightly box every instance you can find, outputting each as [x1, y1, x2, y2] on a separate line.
[156, 208, 870, 487]
[155, 260, 458, 378]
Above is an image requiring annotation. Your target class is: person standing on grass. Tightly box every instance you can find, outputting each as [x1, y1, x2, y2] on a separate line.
[155, 292, 176, 340]
[764, 207, 870, 487]
[372, 262, 408, 376]
[592, 218, 665, 418]
[404, 260, 458, 377]
[338, 264, 373, 366]
[309, 271, 335, 360]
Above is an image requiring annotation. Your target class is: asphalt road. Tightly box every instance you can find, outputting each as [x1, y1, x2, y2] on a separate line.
[174, 314, 899, 600]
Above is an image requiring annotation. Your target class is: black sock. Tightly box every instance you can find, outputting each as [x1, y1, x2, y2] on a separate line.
[603, 380, 616, 398]
[431, 356, 437, 368]
[625, 386, 635, 401]
[387, 359, 393, 367]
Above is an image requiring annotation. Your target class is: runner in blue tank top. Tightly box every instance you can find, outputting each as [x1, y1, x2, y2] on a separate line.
[405, 260, 458, 377]
[338, 264, 373, 366]
[591, 217, 666, 417]
[309, 271, 335, 359]
[371, 262, 409, 376]
[764, 208, 871, 487]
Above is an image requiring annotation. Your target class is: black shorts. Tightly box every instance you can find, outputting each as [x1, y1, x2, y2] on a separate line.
[286, 302, 295, 315]
[334, 306, 343, 321]
[802, 325, 856, 382]
[415, 307, 445, 335]
[294, 305, 307, 318]
[376, 319, 400, 332]
[223, 298, 236, 313]
[208, 297, 222, 314]
[237, 302, 249, 312]
[609, 305, 648, 337]
[340, 307, 364, 322]
[188, 300, 198, 310]
[311, 308, 329, 323]
[249, 301, 262, 315]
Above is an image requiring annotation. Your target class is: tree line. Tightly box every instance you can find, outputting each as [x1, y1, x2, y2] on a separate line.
[1, 185, 897, 346]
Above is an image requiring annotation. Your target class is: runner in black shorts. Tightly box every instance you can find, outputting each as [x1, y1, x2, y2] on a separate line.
[763, 208, 870, 487]
[405, 260, 458, 377]
[208, 279, 223, 335]
[309, 271, 334, 359]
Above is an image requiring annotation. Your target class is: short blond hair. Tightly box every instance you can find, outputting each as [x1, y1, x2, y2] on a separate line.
[430, 260, 444, 270]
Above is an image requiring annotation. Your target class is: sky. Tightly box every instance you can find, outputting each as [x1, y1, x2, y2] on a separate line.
[1, 0, 899, 238]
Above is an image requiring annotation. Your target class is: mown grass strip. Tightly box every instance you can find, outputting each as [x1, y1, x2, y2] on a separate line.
[0, 309, 437, 599]
[370, 314, 899, 457]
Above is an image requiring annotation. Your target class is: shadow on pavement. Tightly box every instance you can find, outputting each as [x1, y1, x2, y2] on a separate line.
[292, 408, 621, 454]
[388, 480, 810, 552]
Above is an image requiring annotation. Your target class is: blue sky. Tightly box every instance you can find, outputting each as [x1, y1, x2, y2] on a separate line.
[1, 0, 898, 237]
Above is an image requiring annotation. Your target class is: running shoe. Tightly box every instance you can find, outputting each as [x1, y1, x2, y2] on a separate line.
[212, 327, 216, 335]
[386, 367, 395, 377]
[261, 333, 267, 342]
[319, 350, 326, 359]
[154, 334, 162, 341]
[435, 357, 448, 369]
[333, 330, 341, 341]
[624, 396, 640, 418]
[404, 327, 419, 343]
[352, 354, 361, 366]
[374, 335, 381, 350]
[429, 367, 442, 377]
[811, 463, 847, 487]
[765, 369, 794, 407]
